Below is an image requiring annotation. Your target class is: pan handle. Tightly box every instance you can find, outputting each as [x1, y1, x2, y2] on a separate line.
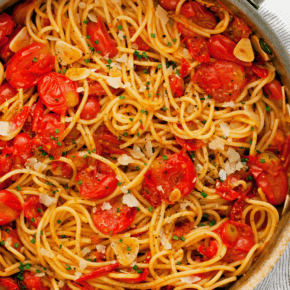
[246, 0, 264, 9]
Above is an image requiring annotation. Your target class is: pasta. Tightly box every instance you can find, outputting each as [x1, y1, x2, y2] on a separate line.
[0, 0, 288, 289]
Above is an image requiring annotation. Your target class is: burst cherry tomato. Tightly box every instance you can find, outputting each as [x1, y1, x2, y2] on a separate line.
[6, 43, 55, 89]
[24, 196, 43, 227]
[173, 221, 192, 237]
[192, 60, 247, 102]
[0, 277, 19, 290]
[142, 150, 196, 206]
[1, 227, 22, 251]
[92, 196, 137, 234]
[159, 0, 181, 11]
[223, 17, 251, 43]
[199, 240, 218, 259]
[170, 75, 184, 97]
[0, 81, 17, 105]
[88, 81, 122, 97]
[87, 18, 118, 58]
[76, 161, 118, 199]
[180, 58, 191, 78]
[0, 13, 15, 47]
[23, 272, 49, 290]
[177, 23, 199, 39]
[268, 129, 285, 153]
[184, 37, 210, 63]
[0, 190, 22, 225]
[180, 2, 217, 29]
[32, 99, 44, 132]
[251, 65, 269, 78]
[263, 79, 283, 100]
[80, 96, 100, 120]
[249, 152, 288, 205]
[9, 106, 31, 132]
[12, 132, 33, 164]
[38, 72, 79, 116]
[281, 135, 290, 169]
[0, 154, 12, 189]
[129, 27, 150, 51]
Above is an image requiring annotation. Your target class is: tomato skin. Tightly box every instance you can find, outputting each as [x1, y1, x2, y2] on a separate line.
[87, 18, 118, 58]
[170, 75, 184, 97]
[281, 135, 290, 169]
[208, 35, 252, 67]
[24, 196, 43, 227]
[9, 106, 31, 132]
[76, 162, 118, 199]
[88, 81, 121, 97]
[177, 23, 200, 39]
[38, 72, 79, 116]
[192, 60, 247, 102]
[80, 96, 100, 120]
[269, 129, 285, 153]
[12, 0, 36, 25]
[0, 190, 22, 225]
[251, 65, 269, 78]
[180, 2, 217, 29]
[142, 150, 196, 206]
[159, 0, 180, 11]
[12, 132, 33, 164]
[223, 17, 251, 43]
[6, 43, 55, 89]
[173, 221, 192, 237]
[23, 272, 49, 290]
[263, 79, 283, 100]
[32, 99, 44, 132]
[180, 58, 191, 78]
[0, 81, 17, 105]
[184, 37, 210, 63]
[92, 196, 137, 234]
[0, 13, 15, 47]
[0, 154, 12, 189]
[199, 240, 218, 259]
[129, 27, 150, 51]
[0, 277, 19, 290]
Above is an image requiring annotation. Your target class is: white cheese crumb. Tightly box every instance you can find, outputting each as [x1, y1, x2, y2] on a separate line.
[139, 85, 147, 92]
[122, 194, 139, 207]
[192, 177, 197, 183]
[180, 202, 189, 211]
[116, 54, 128, 63]
[159, 228, 172, 250]
[156, 5, 169, 26]
[167, 66, 174, 75]
[5, 237, 12, 247]
[227, 148, 240, 163]
[180, 275, 201, 284]
[209, 139, 224, 151]
[222, 101, 235, 108]
[101, 202, 112, 211]
[131, 144, 145, 159]
[35, 273, 45, 277]
[156, 185, 164, 193]
[195, 164, 203, 174]
[25, 158, 47, 171]
[79, 260, 87, 270]
[127, 59, 134, 70]
[92, 207, 97, 213]
[0, 121, 10, 136]
[39, 193, 57, 207]
[118, 154, 134, 165]
[220, 122, 230, 138]
[74, 272, 82, 279]
[187, 104, 194, 114]
[121, 186, 129, 194]
[107, 76, 124, 89]
[76, 87, 85, 93]
[219, 169, 227, 181]
[96, 244, 106, 254]
[118, 31, 125, 40]
[183, 48, 192, 59]
[58, 280, 65, 288]
[81, 247, 91, 256]
[79, 2, 86, 8]
[46, 35, 60, 41]
[40, 248, 54, 258]
[123, 82, 131, 88]
[132, 43, 139, 50]
[145, 141, 153, 158]
[65, 117, 73, 122]
[88, 13, 98, 23]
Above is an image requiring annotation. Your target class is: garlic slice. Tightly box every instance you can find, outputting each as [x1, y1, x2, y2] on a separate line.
[55, 40, 83, 65]
[233, 38, 254, 62]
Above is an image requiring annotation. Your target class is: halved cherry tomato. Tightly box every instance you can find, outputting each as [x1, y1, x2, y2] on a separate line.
[184, 37, 210, 63]
[180, 58, 191, 78]
[32, 99, 44, 132]
[230, 193, 255, 222]
[76, 161, 118, 199]
[88, 81, 122, 97]
[24, 196, 43, 227]
[192, 60, 247, 102]
[199, 240, 218, 259]
[12, 132, 33, 164]
[180, 2, 217, 29]
[263, 79, 283, 100]
[142, 150, 196, 206]
[208, 35, 252, 67]
[23, 272, 49, 290]
[38, 72, 79, 116]
[0, 277, 19, 290]
[1, 227, 22, 251]
[129, 27, 150, 51]
[80, 96, 100, 120]
[32, 113, 65, 159]
[170, 75, 184, 97]
[92, 196, 137, 234]
[214, 220, 255, 262]
[0, 81, 17, 105]
[268, 129, 285, 153]
[0, 190, 22, 225]
[173, 221, 192, 237]
[177, 23, 200, 39]
[94, 248, 106, 262]
[87, 18, 118, 58]
[0, 154, 12, 189]
[159, 0, 181, 11]
[249, 152, 288, 205]
[281, 135, 290, 169]
[12, 0, 36, 25]
[9, 106, 31, 133]
[251, 65, 268, 78]
[0, 13, 15, 47]
[6, 43, 55, 89]
[223, 17, 251, 43]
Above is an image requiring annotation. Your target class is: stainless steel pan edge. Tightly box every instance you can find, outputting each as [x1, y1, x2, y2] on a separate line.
[1, 0, 290, 289]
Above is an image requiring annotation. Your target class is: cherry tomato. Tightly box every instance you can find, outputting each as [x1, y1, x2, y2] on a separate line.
[159, 0, 180, 11]
[32, 113, 65, 159]
[1, 227, 22, 251]
[0, 13, 15, 47]
[92, 196, 137, 234]
[249, 152, 288, 205]
[268, 129, 285, 153]
[199, 240, 218, 259]
[38, 72, 79, 116]
[223, 17, 251, 43]
[0, 277, 19, 290]
[180, 2, 217, 29]
[263, 79, 283, 100]
[129, 27, 150, 51]
[76, 161, 118, 199]
[94, 249, 106, 262]
[23, 272, 49, 290]
[251, 65, 269, 78]
[87, 18, 118, 58]
[80, 96, 100, 120]
[32, 99, 44, 132]
[281, 135, 290, 169]
[230, 193, 254, 222]
[192, 60, 247, 102]
[208, 35, 252, 67]
[24, 196, 43, 227]
[9, 106, 31, 132]
[0, 81, 17, 105]
[0, 154, 12, 189]
[180, 58, 191, 78]
[173, 221, 192, 237]
[0, 190, 22, 225]
[12, 132, 33, 164]
[142, 150, 196, 206]
[177, 23, 199, 39]
[12, 0, 36, 25]
[184, 36, 210, 63]
[6, 43, 55, 89]
[170, 75, 184, 97]
[88, 81, 122, 97]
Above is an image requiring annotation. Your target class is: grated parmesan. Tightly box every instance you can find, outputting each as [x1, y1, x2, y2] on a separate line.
[76, 87, 85, 93]
[25, 158, 47, 171]
[78, 2, 86, 8]
[81, 247, 91, 256]
[116, 54, 128, 63]
[155, 5, 169, 26]
[145, 141, 153, 157]
[58, 280, 65, 288]
[118, 31, 125, 40]
[5, 237, 12, 247]
[65, 117, 73, 122]
[131, 144, 145, 159]
[222, 101, 235, 108]
[107, 76, 124, 89]
[122, 194, 139, 207]
[96, 244, 106, 254]
[0, 121, 10, 136]
[35, 273, 45, 277]
[219, 169, 227, 181]
[156, 185, 164, 193]
[209, 139, 224, 151]
[159, 228, 172, 249]
[79, 260, 87, 270]
[195, 164, 203, 174]
[180, 275, 201, 284]
[118, 154, 134, 165]
[183, 48, 192, 59]
[74, 272, 82, 279]
[40, 248, 54, 258]
[121, 186, 129, 194]
[39, 193, 57, 207]
[101, 202, 112, 211]
[220, 122, 230, 138]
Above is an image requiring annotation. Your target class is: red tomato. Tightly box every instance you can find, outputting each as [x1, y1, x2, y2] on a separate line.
[184, 37, 210, 63]
[0, 13, 15, 47]
[173, 221, 192, 237]
[263, 79, 283, 100]
[0, 190, 22, 225]
[23, 272, 49, 290]
[177, 23, 200, 39]
[269, 129, 285, 152]
[87, 18, 118, 58]
[92, 196, 136, 234]
[9, 106, 31, 132]
[1, 227, 22, 250]
[142, 150, 196, 206]
[0, 154, 12, 189]
[0, 81, 17, 105]
[129, 27, 150, 51]
[214, 220, 255, 262]
[0, 277, 19, 290]
[12, 132, 33, 164]
[38, 72, 79, 116]
[88, 81, 122, 97]
[180, 58, 191, 78]
[24, 196, 43, 227]
[208, 35, 252, 66]
[223, 17, 251, 43]
[6, 43, 55, 89]
[94, 249, 106, 262]
[230, 193, 254, 222]
[249, 152, 288, 205]
[32, 113, 65, 159]
[80, 96, 100, 120]
[170, 75, 184, 97]
[192, 60, 247, 102]
[199, 240, 218, 259]
[180, 2, 217, 29]
[32, 99, 44, 132]
[251, 65, 269, 78]
[159, 0, 180, 11]
[12, 0, 36, 25]
[76, 161, 118, 199]
[281, 135, 290, 169]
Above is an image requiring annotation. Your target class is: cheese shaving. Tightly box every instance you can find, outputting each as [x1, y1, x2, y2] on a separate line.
[155, 5, 169, 26]
[159, 228, 172, 249]
[39, 193, 57, 207]
[131, 144, 145, 159]
[122, 194, 139, 207]
[145, 141, 153, 157]
[96, 244, 106, 254]
[180, 275, 201, 284]
[116, 54, 128, 63]
[220, 122, 230, 138]
[0, 121, 10, 136]
[101, 202, 112, 211]
[222, 101, 235, 108]
[81, 247, 91, 256]
[40, 248, 54, 258]
[118, 154, 134, 165]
